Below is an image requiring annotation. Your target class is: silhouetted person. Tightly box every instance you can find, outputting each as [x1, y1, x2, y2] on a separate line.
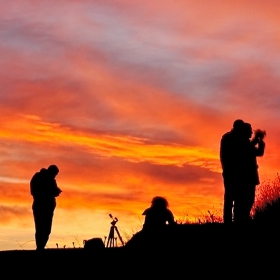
[142, 196, 175, 230]
[234, 123, 265, 223]
[124, 197, 176, 249]
[30, 165, 62, 251]
[220, 119, 246, 223]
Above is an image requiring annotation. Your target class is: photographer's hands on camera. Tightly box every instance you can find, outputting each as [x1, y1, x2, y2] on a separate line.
[254, 129, 266, 142]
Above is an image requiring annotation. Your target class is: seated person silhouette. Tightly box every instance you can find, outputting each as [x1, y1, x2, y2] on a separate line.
[142, 196, 176, 231]
[125, 196, 176, 249]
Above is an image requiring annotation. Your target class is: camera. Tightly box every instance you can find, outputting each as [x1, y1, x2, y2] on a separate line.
[254, 129, 266, 140]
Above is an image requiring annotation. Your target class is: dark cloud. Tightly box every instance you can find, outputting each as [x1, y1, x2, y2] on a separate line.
[0, 205, 30, 224]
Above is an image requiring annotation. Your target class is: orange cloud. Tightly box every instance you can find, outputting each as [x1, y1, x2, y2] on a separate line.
[0, 113, 221, 170]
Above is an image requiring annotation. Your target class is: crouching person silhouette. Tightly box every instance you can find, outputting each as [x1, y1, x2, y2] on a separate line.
[30, 165, 62, 251]
[142, 196, 176, 230]
[125, 196, 176, 249]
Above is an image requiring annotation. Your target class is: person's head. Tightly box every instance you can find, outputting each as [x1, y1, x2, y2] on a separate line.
[47, 165, 59, 178]
[232, 119, 245, 133]
[243, 122, 253, 139]
[151, 196, 169, 209]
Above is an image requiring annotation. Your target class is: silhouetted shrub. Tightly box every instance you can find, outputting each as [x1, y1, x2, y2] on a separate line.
[252, 174, 280, 223]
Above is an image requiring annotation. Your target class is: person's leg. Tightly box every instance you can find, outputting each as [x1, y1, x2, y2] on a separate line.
[33, 208, 46, 250]
[33, 203, 55, 250]
[233, 198, 244, 223]
[223, 185, 234, 223]
[233, 184, 247, 223]
[42, 209, 54, 248]
[234, 183, 255, 223]
[243, 184, 256, 221]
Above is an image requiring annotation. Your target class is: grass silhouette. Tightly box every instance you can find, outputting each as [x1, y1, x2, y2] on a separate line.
[253, 174, 280, 223]
[180, 209, 223, 224]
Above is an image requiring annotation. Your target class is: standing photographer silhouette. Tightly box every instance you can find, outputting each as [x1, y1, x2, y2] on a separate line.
[30, 165, 62, 251]
[220, 120, 265, 223]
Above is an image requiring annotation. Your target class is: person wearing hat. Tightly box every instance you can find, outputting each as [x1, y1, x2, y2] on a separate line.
[30, 165, 62, 250]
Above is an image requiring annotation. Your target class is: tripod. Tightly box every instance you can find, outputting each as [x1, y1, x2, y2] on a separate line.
[106, 214, 124, 248]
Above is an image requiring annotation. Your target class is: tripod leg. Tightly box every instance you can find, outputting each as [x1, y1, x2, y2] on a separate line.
[115, 227, 124, 246]
[106, 232, 110, 247]
[106, 234, 111, 248]
[107, 226, 114, 248]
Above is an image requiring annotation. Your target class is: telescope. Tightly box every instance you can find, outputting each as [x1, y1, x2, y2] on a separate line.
[106, 214, 124, 248]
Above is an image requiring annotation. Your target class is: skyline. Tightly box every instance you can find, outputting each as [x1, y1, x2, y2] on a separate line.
[1, 1, 280, 250]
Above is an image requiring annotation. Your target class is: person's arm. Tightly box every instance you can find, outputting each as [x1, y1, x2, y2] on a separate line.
[220, 133, 234, 170]
[252, 129, 266, 157]
[142, 208, 150, 229]
[251, 138, 265, 157]
[220, 137, 229, 170]
[255, 140, 265, 157]
[167, 210, 176, 225]
[220, 138, 225, 169]
[53, 180, 62, 197]
[30, 173, 40, 197]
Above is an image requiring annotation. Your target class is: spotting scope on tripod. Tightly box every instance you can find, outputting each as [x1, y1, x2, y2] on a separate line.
[106, 214, 124, 248]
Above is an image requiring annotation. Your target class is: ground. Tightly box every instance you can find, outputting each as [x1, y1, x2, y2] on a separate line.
[0, 223, 278, 278]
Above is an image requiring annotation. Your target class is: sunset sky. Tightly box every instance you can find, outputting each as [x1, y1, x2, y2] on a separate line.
[1, 0, 280, 250]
